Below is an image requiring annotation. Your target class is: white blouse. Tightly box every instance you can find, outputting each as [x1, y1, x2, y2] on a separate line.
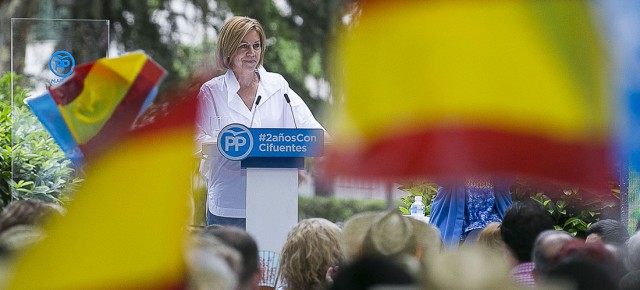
[196, 66, 324, 218]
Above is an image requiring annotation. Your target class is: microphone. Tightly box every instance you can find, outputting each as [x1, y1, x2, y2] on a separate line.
[249, 95, 262, 128]
[284, 93, 298, 128]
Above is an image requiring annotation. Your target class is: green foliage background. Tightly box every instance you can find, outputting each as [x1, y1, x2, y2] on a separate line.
[0, 73, 83, 208]
[399, 178, 620, 238]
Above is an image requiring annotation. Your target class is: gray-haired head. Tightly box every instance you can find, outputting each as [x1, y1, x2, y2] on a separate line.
[532, 230, 574, 277]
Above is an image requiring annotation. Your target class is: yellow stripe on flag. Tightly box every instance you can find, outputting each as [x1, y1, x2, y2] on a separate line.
[336, 1, 609, 144]
[7, 126, 193, 289]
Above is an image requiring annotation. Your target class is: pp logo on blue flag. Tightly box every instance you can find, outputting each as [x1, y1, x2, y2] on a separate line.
[218, 124, 254, 161]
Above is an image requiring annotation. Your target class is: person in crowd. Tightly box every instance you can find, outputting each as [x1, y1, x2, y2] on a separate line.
[185, 233, 241, 290]
[340, 211, 379, 262]
[620, 270, 640, 290]
[500, 202, 554, 288]
[202, 225, 260, 290]
[429, 178, 512, 247]
[476, 222, 504, 250]
[0, 199, 64, 233]
[531, 230, 575, 281]
[278, 218, 343, 290]
[329, 255, 418, 290]
[545, 239, 619, 290]
[585, 219, 630, 247]
[407, 216, 443, 271]
[196, 16, 325, 228]
[425, 246, 525, 290]
[475, 222, 514, 265]
[0, 199, 64, 255]
[620, 230, 640, 290]
[361, 211, 442, 288]
[625, 230, 640, 273]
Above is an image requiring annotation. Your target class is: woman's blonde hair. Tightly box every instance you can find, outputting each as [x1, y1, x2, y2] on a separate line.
[279, 218, 344, 290]
[476, 222, 504, 251]
[216, 16, 267, 70]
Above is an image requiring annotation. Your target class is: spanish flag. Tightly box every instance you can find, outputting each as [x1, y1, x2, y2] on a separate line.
[326, 1, 613, 190]
[7, 85, 198, 289]
[25, 52, 166, 165]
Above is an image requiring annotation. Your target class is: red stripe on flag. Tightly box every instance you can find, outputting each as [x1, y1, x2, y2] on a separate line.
[48, 62, 94, 106]
[79, 59, 165, 158]
[325, 128, 613, 192]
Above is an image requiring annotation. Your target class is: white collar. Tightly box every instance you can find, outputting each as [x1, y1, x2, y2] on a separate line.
[223, 66, 283, 117]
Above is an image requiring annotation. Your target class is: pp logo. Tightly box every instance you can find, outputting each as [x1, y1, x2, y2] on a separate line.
[218, 123, 253, 161]
[49, 50, 75, 78]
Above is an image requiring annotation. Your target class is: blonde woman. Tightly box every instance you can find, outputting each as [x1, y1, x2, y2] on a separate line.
[278, 218, 344, 290]
[196, 16, 325, 228]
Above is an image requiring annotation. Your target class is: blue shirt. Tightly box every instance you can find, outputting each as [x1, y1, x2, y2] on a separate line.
[429, 179, 512, 247]
[463, 179, 502, 234]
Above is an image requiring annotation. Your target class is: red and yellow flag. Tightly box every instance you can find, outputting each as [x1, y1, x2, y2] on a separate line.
[7, 85, 198, 289]
[26, 52, 166, 164]
[326, 0, 613, 190]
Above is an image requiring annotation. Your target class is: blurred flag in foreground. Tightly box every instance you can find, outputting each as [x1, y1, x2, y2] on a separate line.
[25, 52, 166, 165]
[326, 0, 614, 191]
[7, 83, 198, 289]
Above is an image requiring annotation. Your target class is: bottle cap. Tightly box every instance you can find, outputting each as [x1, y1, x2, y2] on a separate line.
[415, 196, 422, 202]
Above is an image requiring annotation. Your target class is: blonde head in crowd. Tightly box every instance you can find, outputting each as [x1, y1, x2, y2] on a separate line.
[476, 222, 503, 249]
[280, 218, 344, 290]
[216, 16, 267, 70]
[426, 246, 525, 290]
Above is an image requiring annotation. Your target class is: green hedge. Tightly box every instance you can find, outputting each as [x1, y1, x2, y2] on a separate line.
[298, 195, 388, 223]
[191, 190, 392, 226]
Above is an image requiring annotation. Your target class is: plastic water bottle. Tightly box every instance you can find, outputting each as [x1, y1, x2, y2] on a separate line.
[410, 196, 425, 217]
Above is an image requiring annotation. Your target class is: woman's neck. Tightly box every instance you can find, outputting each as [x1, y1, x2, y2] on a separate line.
[233, 69, 258, 87]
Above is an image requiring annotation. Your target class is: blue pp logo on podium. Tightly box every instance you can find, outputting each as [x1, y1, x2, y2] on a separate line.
[218, 124, 254, 161]
[218, 123, 324, 161]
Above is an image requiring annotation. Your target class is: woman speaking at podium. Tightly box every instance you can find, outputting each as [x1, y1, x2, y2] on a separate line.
[196, 16, 325, 228]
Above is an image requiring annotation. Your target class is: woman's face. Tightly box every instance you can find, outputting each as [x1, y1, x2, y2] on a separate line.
[230, 29, 262, 72]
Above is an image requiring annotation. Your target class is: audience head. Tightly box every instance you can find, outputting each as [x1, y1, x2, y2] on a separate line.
[476, 222, 504, 251]
[185, 234, 241, 290]
[0, 199, 64, 254]
[625, 230, 640, 272]
[620, 270, 640, 290]
[532, 230, 575, 278]
[407, 217, 443, 268]
[341, 211, 378, 261]
[545, 239, 618, 290]
[585, 219, 629, 246]
[362, 211, 420, 274]
[425, 246, 524, 290]
[0, 199, 63, 233]
[202, 225, 259, 290]
[500, 202, 554, 263]
[330, 255, 417, 290]
[280, 218, 344, 290]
